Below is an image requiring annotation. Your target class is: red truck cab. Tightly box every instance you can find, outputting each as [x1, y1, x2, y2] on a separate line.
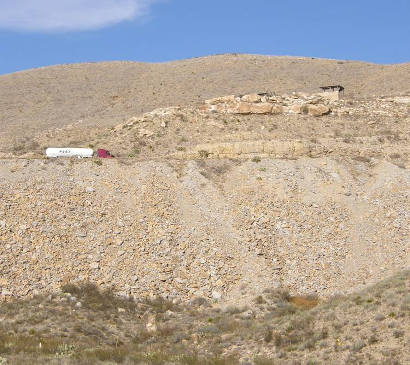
[97, 149, 114, 158]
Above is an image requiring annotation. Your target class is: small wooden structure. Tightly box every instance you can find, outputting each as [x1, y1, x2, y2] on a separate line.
[320, 85, 344, 96]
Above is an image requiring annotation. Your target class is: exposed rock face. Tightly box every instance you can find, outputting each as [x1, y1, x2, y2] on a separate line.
[188, 140, 312, 159]
[203, 92, 334, 116]
[249, 103, 273, 114]
[237, 102, 252, 114]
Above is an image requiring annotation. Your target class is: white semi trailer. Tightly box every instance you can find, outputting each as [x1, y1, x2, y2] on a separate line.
[46, 148, 94, 158]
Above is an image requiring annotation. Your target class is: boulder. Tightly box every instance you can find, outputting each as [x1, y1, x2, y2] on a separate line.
[237, 102, 252, 114]
[287, 104, 304, 114]
[249, 103, 273, 114]
[307, 104, 330, 116]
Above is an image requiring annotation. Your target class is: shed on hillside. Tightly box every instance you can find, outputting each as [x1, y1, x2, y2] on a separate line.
[320, 85, 344, 95]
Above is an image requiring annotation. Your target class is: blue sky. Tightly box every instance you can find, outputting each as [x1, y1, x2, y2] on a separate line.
[0, 0, 409, 75]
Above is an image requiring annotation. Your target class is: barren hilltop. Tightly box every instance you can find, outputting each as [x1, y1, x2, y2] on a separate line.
[1, 54, 410, 147]
[0, 55, 408, 364]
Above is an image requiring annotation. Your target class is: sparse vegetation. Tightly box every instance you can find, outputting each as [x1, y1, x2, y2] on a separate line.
[252, 156, 261, 163]
[0, 272, 407, 364]
[301, 105, 309, 114]
[198, 150, 210, 158]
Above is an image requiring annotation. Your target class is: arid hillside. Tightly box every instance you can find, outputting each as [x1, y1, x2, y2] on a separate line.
[1, 54, 409, 149]
[0, 89, 408, 304]
[0, 56, 409, 364]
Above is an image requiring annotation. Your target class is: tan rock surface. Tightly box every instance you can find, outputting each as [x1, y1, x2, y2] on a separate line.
[307, 104, 330, 116]
[249, 103, 273, 114]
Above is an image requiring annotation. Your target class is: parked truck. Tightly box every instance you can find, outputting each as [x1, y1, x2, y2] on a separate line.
[45, 148, 94, 158]
[45, 148, 114, 158]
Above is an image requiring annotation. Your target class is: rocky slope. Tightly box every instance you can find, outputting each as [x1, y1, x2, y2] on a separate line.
[0, 90, 409, 304]
[1, 154, 408, 304]
[0, 57, 409, 363]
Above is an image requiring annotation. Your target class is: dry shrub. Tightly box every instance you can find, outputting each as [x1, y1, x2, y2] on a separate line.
[0, 334, 63, 355]
[290, 295, 319, 310]
[254, 356, 275, 365]
[143, 296, 180, 313]
[215, 317, 242, 333]
[76, 346, 128, 363]
[254, 295, 266, 305]
[61, 282, 136, 312]
[273, 315, 327, 351]
[252, 156, 261, 163]
[198, 150, 210, 158]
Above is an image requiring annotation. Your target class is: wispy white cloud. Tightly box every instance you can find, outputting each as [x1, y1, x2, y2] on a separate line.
[0, 0, 157, 32]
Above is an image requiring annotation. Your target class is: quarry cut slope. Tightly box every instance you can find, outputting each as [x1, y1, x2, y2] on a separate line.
[0, 156, 408, 303]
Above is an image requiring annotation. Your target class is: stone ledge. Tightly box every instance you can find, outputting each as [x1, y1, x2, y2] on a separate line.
[203, 92, 333, 116]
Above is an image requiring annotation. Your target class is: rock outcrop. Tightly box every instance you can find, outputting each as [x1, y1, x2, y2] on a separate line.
[201, 92, 333, 116]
